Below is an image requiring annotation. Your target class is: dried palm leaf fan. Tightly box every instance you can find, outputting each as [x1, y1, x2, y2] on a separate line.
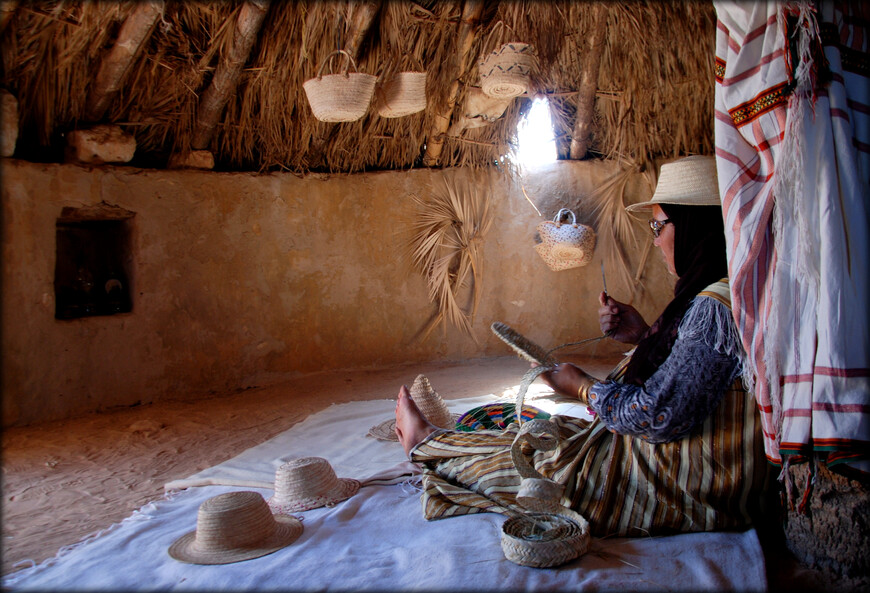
[408, 174, 493, 340]
[586, 160, 657, 298]
[303, 50, 377, 122]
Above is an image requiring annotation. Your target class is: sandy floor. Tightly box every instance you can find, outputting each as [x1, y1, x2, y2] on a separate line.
[1, 354, 833, 589]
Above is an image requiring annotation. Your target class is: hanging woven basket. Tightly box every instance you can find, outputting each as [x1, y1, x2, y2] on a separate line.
[375, 71, 427, 118]
[303, 50, 377, 122]
[478, 42, 537, 99]
[534, 208, 597, 271]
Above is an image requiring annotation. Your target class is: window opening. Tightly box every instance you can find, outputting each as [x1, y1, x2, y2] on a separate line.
[514, 97, 557, 168]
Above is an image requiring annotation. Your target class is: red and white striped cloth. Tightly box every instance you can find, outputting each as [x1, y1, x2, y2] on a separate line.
[713, 0, 869, 472]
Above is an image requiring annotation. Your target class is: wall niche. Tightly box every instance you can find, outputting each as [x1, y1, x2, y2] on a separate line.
[54, 203, 135, 320]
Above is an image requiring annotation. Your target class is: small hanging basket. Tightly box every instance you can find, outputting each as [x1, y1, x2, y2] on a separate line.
[478, 42, 537, 99]
[375, 71, 427, 118]
[534, 208, 597, 271]
[303, 50, 377, 122]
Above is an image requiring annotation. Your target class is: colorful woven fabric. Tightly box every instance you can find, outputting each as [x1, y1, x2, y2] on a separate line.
[714, 1, 870, 471]
[455, 403, 550, 432]
[413, 377, 768, 537]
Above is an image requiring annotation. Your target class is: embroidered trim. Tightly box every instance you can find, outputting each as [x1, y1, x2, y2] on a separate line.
[715, 58, 726, 83]
[728, 81, 790, 125]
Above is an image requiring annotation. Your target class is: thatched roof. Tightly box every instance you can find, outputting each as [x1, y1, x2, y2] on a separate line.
[0, 0, 716, 174]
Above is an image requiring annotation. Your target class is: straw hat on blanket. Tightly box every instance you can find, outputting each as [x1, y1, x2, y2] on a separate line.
[169, 491, 303, 565]
[268, 457, 360, 513]
[625, 155, 721, 212]
[368, 374, 460, 441]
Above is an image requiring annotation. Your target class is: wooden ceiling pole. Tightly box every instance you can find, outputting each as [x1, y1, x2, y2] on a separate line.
[344, 1, 380, 58]
[569, 3, 607, 160]
[422, 0, 484, 167]
[84, 1, 164, 122]
[0, 0, 18, 34]
[191, 0, 270, 151]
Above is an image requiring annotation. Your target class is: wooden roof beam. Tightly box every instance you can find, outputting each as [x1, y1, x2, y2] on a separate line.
[191, 0, 270, 151]
[0, 0, 18, 34]
[569, 3, 607, 160]
[422, 0, 485, 168]
[84, 1, 164, 122]
[344, 1, 381, 58]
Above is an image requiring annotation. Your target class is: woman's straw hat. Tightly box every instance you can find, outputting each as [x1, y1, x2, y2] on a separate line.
[168, 491, 303, 565]
[267, 457, 360, 513]
[625, 155, 720, 212]
[368, 374, 460, 441]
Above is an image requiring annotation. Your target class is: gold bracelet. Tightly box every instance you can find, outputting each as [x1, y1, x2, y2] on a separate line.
[576, 378, 594, 405]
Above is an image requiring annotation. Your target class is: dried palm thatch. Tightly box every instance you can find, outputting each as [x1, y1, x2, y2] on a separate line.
[585, 159, 658, 299]
[0, 1, 716, 172]
[408, 172, 493, 339]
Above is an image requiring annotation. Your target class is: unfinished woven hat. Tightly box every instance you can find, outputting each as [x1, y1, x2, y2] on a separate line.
[368, 374, 460, 441]
[168, 491, 303, 565]
[268, 457, 360, 513]
[625, 155, 720, 212]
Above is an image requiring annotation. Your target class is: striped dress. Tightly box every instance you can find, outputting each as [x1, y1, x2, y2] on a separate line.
[411, 281, 770, 537]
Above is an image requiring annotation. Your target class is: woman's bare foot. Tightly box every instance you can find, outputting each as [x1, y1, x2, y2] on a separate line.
[395, 385, 438, 457]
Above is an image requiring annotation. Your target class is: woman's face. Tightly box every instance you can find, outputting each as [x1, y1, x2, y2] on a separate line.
[652, 204, 676, 276]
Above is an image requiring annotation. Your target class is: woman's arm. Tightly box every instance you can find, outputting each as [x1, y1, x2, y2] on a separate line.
[588, 296, 742, 443]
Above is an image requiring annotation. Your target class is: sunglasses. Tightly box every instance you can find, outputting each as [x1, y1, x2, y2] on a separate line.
[648, 218, 672, 238]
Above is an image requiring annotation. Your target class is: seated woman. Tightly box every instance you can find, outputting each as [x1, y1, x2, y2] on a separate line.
[395, 156, 770, 538]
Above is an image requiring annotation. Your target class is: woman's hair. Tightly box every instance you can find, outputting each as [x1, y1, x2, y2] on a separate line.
[622, 204, 729, 385]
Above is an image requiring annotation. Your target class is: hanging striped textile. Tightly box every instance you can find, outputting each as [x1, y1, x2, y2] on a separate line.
[713, 0, 870, 471]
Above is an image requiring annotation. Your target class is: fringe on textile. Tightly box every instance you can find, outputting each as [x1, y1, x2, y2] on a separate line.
[765, 0, 825, 447]
[678, 294, 745, 384]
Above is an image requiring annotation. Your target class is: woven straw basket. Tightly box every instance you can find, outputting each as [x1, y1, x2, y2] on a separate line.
[479, 42, 537, 99]
[375, 71, 427, 118]
[501, 513, 589, 568]
[534, 208, 596, 271]
[303, 50, 377, 122]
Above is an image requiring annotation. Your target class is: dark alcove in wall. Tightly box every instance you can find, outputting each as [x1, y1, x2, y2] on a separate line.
[54, 203, 135, 320]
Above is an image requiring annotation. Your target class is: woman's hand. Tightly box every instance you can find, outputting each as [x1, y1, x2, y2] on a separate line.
[598, 291, 649, 344]
[535, 363, 595, 402]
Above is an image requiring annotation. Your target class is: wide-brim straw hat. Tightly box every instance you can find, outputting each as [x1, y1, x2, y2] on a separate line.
[368, 374, 460, 442]
[268, 457, 360, 513]
[625, 155, 720, 213]
[169, 491, 303, 565]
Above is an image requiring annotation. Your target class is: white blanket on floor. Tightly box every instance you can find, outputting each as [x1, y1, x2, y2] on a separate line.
[4, 393, 769, 591]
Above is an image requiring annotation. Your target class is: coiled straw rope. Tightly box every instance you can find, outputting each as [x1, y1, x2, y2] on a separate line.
[489, 322, 599, 567]
[501, 420, 590, 568]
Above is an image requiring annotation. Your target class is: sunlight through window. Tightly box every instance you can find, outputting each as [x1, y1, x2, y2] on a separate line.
[514, 97, 557, 168]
